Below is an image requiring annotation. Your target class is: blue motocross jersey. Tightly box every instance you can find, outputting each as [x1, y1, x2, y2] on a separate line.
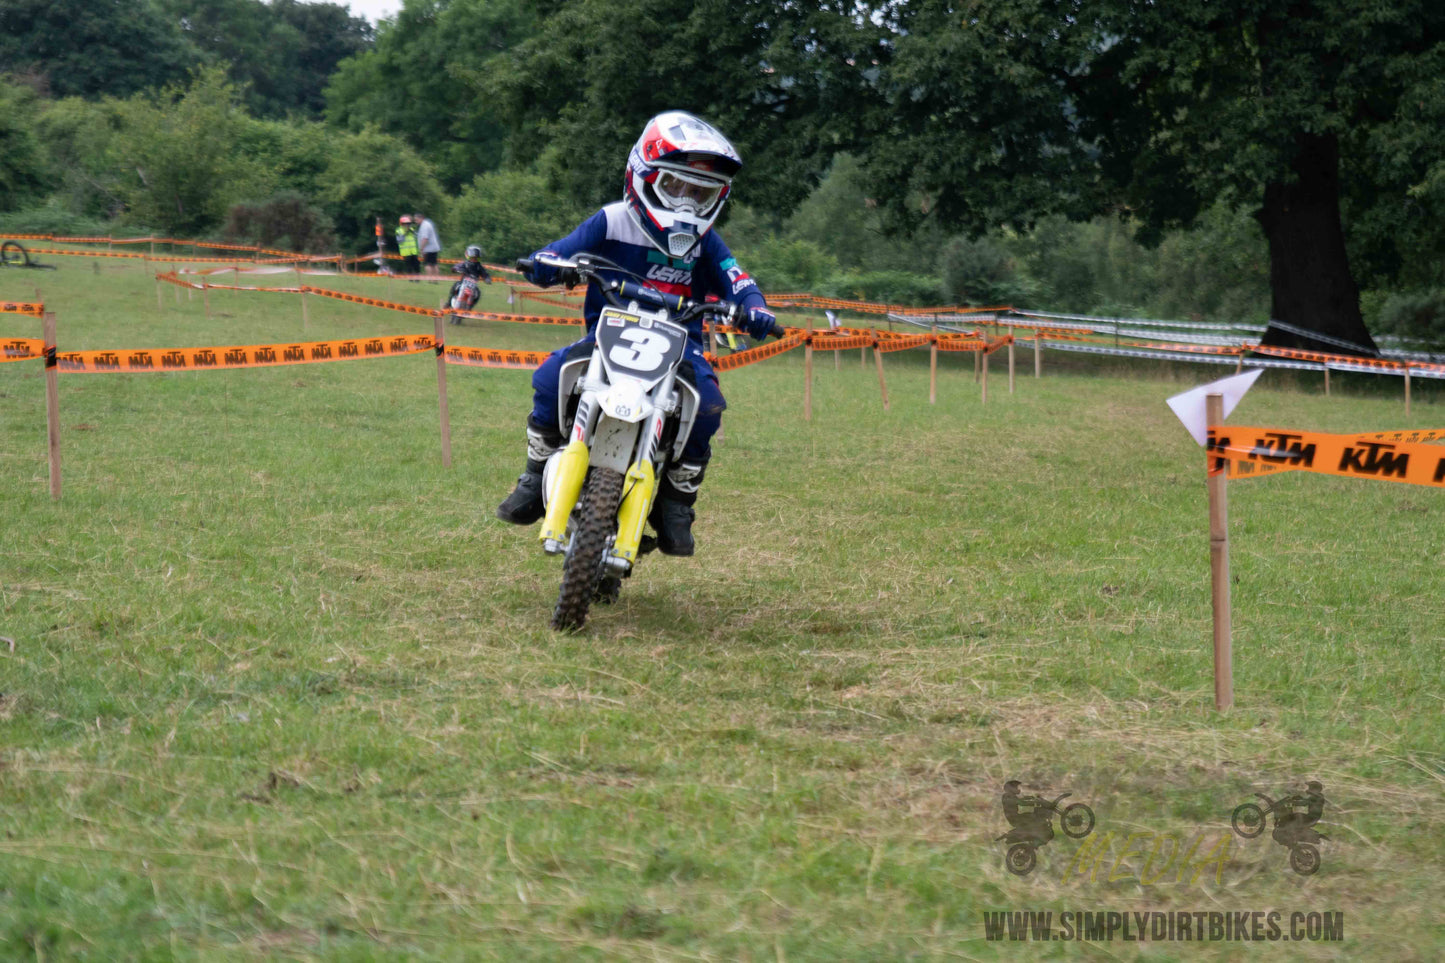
[531, 201, 772, 342]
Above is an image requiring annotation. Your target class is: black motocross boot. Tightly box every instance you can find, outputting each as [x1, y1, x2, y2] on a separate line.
[648, 460, 705, 556]
[495, 416, 563, 525]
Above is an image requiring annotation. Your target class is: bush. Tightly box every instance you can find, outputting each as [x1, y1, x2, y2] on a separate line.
[819, 270, 947, 307]
[1375, 289, 1445, 352]
[223, 192, 337, 254]
[446, 169, 583, 263]
[731, 237, 838, 292]
[0, 205, 111, 237]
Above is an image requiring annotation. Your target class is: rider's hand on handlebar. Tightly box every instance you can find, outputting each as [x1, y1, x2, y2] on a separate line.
[739, 305, 785, 341]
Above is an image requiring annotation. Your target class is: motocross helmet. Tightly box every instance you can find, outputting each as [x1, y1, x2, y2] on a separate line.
[466, 244, 482, 260]
[624, 110, 742, 260]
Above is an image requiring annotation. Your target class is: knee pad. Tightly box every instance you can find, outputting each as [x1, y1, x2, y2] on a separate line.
[526, 414, 564, 465]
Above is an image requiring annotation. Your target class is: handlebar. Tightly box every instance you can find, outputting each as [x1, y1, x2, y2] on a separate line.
[516, 252, 773, 333]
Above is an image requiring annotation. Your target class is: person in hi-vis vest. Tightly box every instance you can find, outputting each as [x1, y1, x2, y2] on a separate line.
[396, 215, 420, 275]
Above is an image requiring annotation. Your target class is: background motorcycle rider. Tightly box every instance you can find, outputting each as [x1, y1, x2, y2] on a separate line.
[1273, 781, 1326, 845]
[497, 110, 783, 556]
[443, 244, 492, 317]
[1002, 781, 1055, 846]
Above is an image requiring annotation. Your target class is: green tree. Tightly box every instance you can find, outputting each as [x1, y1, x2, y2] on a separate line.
[869, 0, 1445, 355]
[0, 0, 197, 97]
[108, 69, 275, 234]
[486, 0, 887, 214]
[0, 81, 52, 211]
[325, 0, 534, 190]
[33, 95, 128, 219]
[164, 0, 372, 118]
[446, 168, 584, 262]
[315, 126, 446, 251]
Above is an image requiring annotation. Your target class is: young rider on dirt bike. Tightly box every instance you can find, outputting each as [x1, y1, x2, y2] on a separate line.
[443, 245, 492, 314]
[497, 110, 784, 555]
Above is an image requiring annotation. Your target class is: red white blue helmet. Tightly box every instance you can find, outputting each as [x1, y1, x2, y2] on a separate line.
[624, 111, 742, 260]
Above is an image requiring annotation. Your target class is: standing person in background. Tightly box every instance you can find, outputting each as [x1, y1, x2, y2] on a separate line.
[396, 215, 420, 275]
[416, 212, 441, 276]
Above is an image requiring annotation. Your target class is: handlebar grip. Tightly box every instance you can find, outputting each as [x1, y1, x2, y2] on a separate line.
[515, 258, 534, 274]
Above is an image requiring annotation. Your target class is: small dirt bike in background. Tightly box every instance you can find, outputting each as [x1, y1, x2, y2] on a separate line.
[1231, 792, 1325, 875]
[444, 275, 483, 317]
[514, 252, 769, 630]
[997, 792, 1096, 876]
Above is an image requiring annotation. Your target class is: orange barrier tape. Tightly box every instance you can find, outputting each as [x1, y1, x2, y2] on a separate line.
[442, 346, 550, 370]
[875, 333, 933, 353]
[1207, 425, 1445, 488]
[3, 337, 46, 362]
[706, 334, 806, 372]
[445, 307, 583, 327]
[936, 337, 989, 352]
[1251, 343, 1445, 375]
[808, 332, 876, 351]
[302, 285, 441, 318]
[1130, 341, 1248, 356]
[56, 334, 435, 374]
[2, 301, 44, 317]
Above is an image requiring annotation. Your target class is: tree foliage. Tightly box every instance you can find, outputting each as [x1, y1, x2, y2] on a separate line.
[325, 0, 533, 189]
[0, 0, 198, 97]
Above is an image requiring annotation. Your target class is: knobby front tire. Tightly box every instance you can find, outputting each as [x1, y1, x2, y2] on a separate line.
[551, 467, 624, 631]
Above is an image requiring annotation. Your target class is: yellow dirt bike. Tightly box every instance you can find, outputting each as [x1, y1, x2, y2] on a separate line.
[514, 252, 762, 630]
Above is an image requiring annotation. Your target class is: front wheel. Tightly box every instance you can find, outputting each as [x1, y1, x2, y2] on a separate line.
[551, 467, 624, 631]
[1232, 802, 1266, 839]
[1289, 843, 1320, 876]
[0, 240, 27, 268]
[1061, 803, 1095, 839]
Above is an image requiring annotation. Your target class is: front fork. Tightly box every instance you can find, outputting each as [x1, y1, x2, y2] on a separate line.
[539, 394, 597, 553]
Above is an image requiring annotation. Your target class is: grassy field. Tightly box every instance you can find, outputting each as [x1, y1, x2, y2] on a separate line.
[2, 250, 1442, 960]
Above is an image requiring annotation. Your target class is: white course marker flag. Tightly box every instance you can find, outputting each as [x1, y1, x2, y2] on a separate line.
[1167, 369, 1263, 446]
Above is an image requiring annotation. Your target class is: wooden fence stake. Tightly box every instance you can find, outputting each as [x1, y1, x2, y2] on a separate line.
[981, 347, 989, 404]
[1405, 367, 1412, 416]
[43, 312, 61, 500]
[1206, 392, 1233, 710]
[1007, 327, 1016, 394]
[804, 317, 814, 422]
[1034, 330, 1042, 377]
[974, 343, 981, 382]
[929, 324, 938, 405]
[173, 266, 181, 307]
[1324, 366, 1330, 396]
[297, 269, 309, 332]
[433, 313, 452, 468]
[873, 340, 890, 411]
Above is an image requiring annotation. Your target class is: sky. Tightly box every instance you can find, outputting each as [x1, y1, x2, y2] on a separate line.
[345, 0, 404, 24]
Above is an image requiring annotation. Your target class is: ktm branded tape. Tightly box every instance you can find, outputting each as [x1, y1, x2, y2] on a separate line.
[707, 334, 805, 372]
[55, 334, 435, 373]
[1206, 425, 1445, 488]
[1, 301, 44, 317]
[442, 346, 550, 370]
[31, 248, 271, 264]
[443, 307, 583, 327]
[2, 338, 46, 362]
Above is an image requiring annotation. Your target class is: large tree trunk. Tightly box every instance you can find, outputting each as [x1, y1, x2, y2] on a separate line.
[1255, 132, 1377, 357]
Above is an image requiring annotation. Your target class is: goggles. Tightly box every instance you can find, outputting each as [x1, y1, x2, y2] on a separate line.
[654, 168, 726, 215]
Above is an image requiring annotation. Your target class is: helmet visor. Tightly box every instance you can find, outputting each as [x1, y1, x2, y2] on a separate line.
[654, 169, 725, 215]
